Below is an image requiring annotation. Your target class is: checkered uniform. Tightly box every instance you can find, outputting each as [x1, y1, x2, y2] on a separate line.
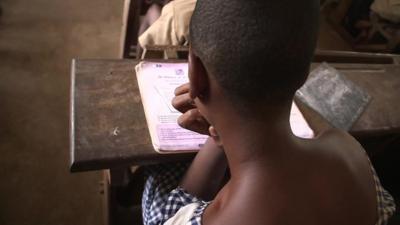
[142, 162, 210, 225]
[142, 162, 395, 225]
[371, 165, 396, 225]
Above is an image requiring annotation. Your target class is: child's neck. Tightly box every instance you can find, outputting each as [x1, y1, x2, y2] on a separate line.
[214, 102, 301, 178]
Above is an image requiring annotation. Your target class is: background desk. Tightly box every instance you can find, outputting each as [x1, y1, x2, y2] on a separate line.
[70, 55, 400, 173]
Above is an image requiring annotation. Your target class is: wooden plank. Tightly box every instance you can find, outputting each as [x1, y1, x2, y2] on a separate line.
[70, 59, 194, 172]
[122, 0, 142, 58]
[141, 45, 400, 64]
[303, 63, 400, 137]
[71, 58, 400, 172]
[340, 65, 400, 136]
[314, 50, 399, 64]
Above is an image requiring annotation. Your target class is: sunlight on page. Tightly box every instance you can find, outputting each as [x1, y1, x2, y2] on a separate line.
[290, 102, 314, 139]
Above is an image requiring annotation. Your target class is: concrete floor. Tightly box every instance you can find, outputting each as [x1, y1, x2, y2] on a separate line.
[0, 0, 124, 224]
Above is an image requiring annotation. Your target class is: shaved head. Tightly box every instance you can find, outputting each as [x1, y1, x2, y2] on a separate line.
[190, 0, 319, 106]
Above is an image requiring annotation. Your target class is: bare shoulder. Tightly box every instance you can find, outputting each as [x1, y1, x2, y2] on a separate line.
[308, 128, 378, 224]
[202, 129, 378, 225]
[312, 128, 374, 185]
[317, 128, 360, 145]
[316, 128, 367, 159]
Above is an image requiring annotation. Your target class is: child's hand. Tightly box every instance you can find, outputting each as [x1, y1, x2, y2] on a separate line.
[172, 83, 210, 135]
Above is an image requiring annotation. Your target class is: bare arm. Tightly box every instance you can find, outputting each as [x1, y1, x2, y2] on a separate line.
[180, 137, 228, 201]
[173, 83, 229, 200]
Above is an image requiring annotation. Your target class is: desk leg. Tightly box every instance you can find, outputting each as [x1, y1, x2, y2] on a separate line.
[103, 167, 144, 225]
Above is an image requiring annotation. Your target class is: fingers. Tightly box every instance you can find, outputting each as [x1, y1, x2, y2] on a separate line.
[172, 83, 195, 113]
[178, 108, 210, 135]
[172, 92, 196, 113]
[174, 83, 190, 96]
[174, 82, 210, 135]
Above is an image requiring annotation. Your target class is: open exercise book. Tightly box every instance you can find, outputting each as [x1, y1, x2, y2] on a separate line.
[135, 62, 314, 153]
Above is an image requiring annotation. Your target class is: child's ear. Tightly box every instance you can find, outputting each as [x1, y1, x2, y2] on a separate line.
[188, 47, 209, 99]
[209, 126, 223, 147]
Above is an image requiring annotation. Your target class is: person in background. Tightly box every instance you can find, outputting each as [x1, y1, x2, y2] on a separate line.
[138, 0, 196, 48]
[136, 0, 173, 55]
[138, 0, 172, 37]
[141, 0, 396, 224]
[371, 0, 400, 23]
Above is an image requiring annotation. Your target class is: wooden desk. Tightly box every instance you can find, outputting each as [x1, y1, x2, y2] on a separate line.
[70, 59, 194, 172]
[70, 57, 400, 172]
[301, 63, 400, 137]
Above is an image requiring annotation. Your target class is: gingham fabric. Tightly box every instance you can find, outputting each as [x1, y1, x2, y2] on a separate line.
[142, 162, 210, 225]
[142, 162, 396, 225]
[371, 164, 396, 225]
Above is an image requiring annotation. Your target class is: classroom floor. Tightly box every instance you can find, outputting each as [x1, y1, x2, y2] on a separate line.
[0, 0, 124, 224]
[0, 1, 397, 225]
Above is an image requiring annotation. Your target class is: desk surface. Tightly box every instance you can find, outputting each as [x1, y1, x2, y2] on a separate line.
[70, 59, 400, 172]
[70, 59, 194, 172]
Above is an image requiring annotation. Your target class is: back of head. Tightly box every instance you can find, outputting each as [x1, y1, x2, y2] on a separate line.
[190, 0, 319, 108]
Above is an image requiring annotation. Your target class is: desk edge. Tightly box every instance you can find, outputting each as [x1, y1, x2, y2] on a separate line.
[70, 59, 77, 171]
